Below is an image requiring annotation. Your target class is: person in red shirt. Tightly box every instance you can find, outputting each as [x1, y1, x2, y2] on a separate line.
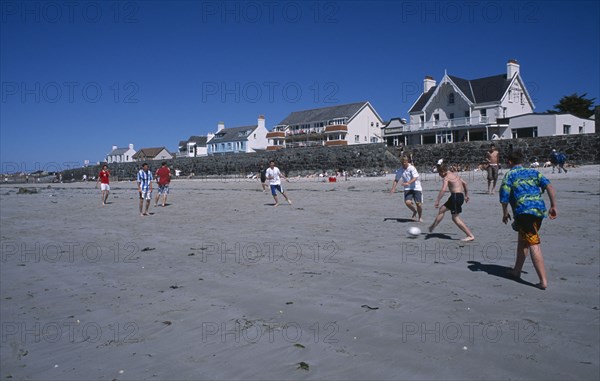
[154, 162, 172, 207]
[95, 164, 110, 205]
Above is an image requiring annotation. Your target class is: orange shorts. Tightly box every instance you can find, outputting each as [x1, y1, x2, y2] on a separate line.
[515, 214, 543, 246]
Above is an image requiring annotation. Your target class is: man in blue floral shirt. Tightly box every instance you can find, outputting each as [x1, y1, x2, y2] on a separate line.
[500, 151, 558, 290]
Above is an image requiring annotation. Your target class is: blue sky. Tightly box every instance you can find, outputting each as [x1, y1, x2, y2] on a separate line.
[1, 0, 599, 172]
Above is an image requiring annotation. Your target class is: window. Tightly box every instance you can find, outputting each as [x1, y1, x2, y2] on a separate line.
[448, 93, 455, 104]
[436, 130, 453, 144]
[481, 109, 487, 116]
[355, 135, 360, 142]
[563, 125, 571, 135]
[579, 126, 583, 134]
[433, 114, 439, 126]
[508, 90, 512, 103]
[449, 113, 454, 120]
[420, 115, 425, 126]
[520, 93, 524, 105]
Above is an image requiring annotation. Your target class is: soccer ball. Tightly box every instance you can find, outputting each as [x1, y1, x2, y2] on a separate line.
[407, 226, 421, 237]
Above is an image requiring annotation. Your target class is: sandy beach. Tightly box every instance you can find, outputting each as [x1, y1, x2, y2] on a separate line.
[1, 165, 599, 380]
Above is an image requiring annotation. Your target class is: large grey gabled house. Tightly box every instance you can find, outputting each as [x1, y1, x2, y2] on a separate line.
[389, 59, 535, 145]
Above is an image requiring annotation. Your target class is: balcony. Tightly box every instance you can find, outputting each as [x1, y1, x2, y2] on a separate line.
[325, 125, 348, 133]
[403, 116, 505, 133]
[266, 131, 285, 139]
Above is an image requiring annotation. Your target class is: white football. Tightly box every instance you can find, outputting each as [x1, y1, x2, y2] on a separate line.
[407, 226, 421, 236]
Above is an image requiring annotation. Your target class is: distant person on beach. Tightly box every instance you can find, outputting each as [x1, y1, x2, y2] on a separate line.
[154, 162, 171, 207]
[265, 160, 292, 206]
[95, 165, 110, 205]
[259, 163, 268, 192]
[500, 150, 558, 290]
[486, 143, 500, 194]
[428, 164, 475, 241]
[550, 149, 568, 174]
[137, 163, 153, 216]
[389, 156, 423, 222]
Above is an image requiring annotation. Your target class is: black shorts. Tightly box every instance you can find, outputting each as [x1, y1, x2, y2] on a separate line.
[443, 193, 464, 215]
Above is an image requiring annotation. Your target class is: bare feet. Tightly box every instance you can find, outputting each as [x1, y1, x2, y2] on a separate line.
[428, 224, 435, 233]
[460, 236, 475, 242]
[287, 199, 292, 205]
[535, 283, 547, 290]
[411, 212, 418, 221]
[273, 203, 279, 207]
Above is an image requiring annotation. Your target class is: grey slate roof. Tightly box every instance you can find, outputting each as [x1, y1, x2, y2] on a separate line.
[108, 147, 130, 156]
[410, 74, 512, 112]
[409, 88, 436, 113]
[186, 135, 208, 146]
[276, 102, 368, 126]
[209, 126, 257, 143]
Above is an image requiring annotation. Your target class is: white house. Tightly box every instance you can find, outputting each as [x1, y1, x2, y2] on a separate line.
[178, 135, 211, 157]
[507, 113, 595, 138]
[132, 147, 173, 161]
[207, 116, 268, 155]
[391, 59, 535, 145]
[266, 101, 384, 150]
[106, 144, 136, 163]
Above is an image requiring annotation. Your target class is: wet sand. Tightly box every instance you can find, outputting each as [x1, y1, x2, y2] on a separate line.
[1, 165, 599, 380]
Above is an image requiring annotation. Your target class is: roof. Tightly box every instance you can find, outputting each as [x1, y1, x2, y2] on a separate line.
[132, 147, 171, 159]
[276, 102, 369, 126]
[409, 88, 436, 113]
[410, 73, 512, 112]
[186, 135, 208, 146]
[107, 147, 130, 156]
[383, 118, 406, 129]
[209, 125, 258, 143]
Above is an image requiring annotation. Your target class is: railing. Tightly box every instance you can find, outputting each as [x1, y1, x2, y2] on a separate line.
[403, 116, 499, 132]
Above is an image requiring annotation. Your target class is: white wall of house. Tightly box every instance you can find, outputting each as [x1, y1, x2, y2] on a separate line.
[501, 79, 534, 117]
[187, 142, 208, 157]
[247, 117, 268, 152]
[347, 105, 384, 144]
[509, 114, 595, 137]
[106, 144, 136, 163]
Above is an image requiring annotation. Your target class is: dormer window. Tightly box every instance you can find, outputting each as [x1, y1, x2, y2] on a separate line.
[448, 93, 455, 104]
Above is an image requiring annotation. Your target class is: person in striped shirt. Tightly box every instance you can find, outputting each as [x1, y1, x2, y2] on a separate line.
[137, 163, 154, 216]
[500, 150, 558, 290]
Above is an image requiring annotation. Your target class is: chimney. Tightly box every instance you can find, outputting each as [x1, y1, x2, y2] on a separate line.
[424, 76, 436, 93]
[217, 121, 225, 132]
[207, 132, 215, 142]
[257, 115, 265, 130]
[128, 143, 134, 150]
[112, 145, 117, 150]
[507, 59, 519, 78]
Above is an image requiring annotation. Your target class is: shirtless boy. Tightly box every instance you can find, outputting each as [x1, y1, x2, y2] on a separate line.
[428, 164, 475, 241]
[486, 143, 500, 194]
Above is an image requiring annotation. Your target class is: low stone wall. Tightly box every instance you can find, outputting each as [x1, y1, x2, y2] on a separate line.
[394, 133, 600, 171]
[62, 133, 599, 180]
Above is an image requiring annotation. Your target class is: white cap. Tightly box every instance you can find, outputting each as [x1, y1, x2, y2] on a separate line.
[437, 159, 444, 165]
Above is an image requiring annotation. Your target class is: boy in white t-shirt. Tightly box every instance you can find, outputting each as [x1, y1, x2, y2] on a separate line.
[389, 156, 423, 222]
[265, 160, 292, 207]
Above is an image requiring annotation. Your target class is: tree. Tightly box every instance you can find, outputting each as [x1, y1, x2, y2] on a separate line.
[547, 93, 596, 119]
